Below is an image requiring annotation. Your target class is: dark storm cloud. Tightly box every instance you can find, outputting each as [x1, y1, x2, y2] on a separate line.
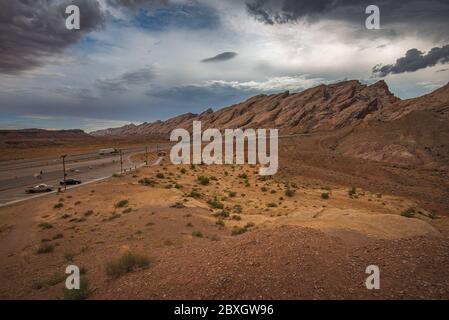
[373, 45, 449, 77]
[0, 0, 104, 75]
[96, 67, 156, 92]
[246, 0, 347, 24]
[201, 52, 238, 63]
[245, 0, 449, 40]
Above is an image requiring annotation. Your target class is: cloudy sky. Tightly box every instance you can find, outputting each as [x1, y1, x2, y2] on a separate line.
[1, 0, 449, 132]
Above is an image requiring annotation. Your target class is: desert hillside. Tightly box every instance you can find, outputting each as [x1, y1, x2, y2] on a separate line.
[91, 80, 449, 137]
[1, 151, 448, 300]
[91, 80, 449, 169]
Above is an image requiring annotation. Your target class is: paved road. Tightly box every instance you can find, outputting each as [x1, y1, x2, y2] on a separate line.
[0, 144, 172, 206]
[0, 134, 307, 206]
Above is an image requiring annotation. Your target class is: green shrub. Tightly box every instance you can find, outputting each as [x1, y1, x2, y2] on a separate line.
[38, 222, 53, 230]
[232, 227, 248, 236]
[192, 231, 203, 238]
[156, 173, 165, 179]
[105, 252, 150, 279]
[139, 178, 156, 186]
[321, 193, 330, 200]
[267, 202, 278, 208]
[54, 203, 64, 209]
[228, 191, 237, 198]
[238, 173, 248, 179]
[188, 190, 201, 199]
[213, 210, 230, 218]
[208, 198, 224, 209]
[197, 176, 210, 186]
[401, 208, 416, 218]
[233, 205, 242, 213]
[115, 200, 129, 208]
[37, 243, 54, 254]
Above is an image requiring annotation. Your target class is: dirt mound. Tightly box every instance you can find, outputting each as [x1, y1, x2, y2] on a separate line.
[328, 110, 449, 169]
[95, 226, 449, 300]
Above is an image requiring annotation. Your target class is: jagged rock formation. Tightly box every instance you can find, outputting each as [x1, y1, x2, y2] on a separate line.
[91, 80, 449, 138]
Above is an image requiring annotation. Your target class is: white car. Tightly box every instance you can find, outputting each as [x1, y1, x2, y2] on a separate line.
[26, 184, 54, 194]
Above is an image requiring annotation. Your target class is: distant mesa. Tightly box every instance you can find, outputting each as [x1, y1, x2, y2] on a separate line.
[0, 128, 91, 141]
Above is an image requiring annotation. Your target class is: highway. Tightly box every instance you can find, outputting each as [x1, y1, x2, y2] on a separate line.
[0, 144, 171, 206]
[0, 134, 307, 207]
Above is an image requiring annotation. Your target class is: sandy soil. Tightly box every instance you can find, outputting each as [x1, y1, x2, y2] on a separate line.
[1, 150, 448, 300]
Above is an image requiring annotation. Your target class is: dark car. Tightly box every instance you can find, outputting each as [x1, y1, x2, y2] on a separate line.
[60, 179, 82, 186]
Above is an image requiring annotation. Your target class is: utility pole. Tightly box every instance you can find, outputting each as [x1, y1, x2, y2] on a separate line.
[119, 149, 123, 174]
[61, 154, 67, 191]
[145, 146, 149, 166]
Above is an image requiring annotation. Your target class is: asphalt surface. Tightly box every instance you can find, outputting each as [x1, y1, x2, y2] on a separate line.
[0, 134, 306, 206]
[0, 145, 171, 206]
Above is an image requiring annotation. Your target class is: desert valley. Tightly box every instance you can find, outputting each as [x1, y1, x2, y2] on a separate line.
[1, 80, 449, 299]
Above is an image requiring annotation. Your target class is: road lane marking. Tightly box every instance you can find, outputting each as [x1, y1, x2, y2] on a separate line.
[0, 157, 164, 209]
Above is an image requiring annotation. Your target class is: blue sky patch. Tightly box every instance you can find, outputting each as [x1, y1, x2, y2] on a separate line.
[134, 4, 220, 31]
